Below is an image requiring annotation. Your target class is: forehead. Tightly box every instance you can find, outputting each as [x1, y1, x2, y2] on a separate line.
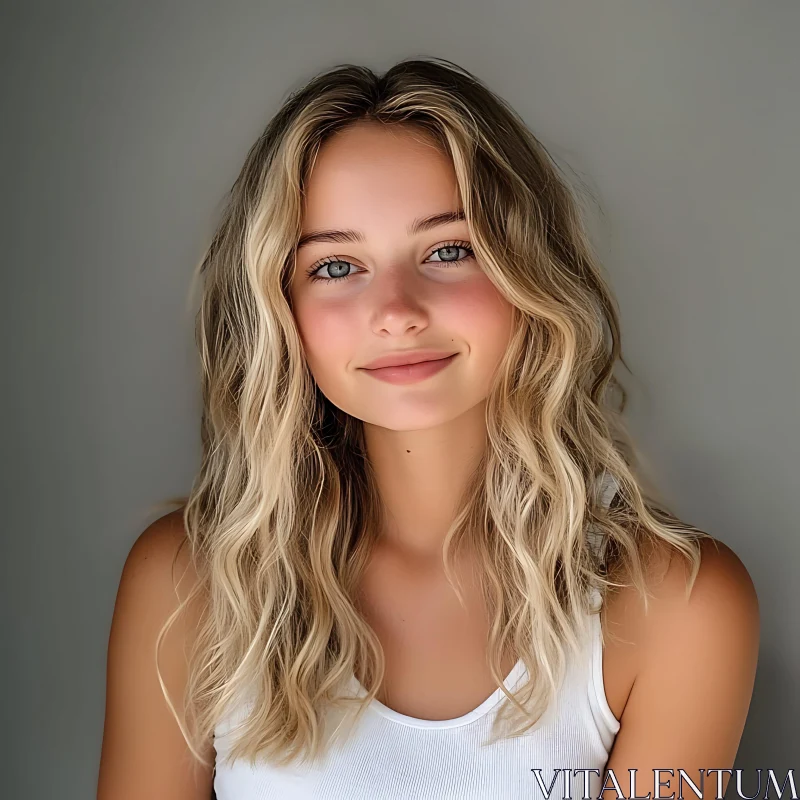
[301, 122, 462, 232]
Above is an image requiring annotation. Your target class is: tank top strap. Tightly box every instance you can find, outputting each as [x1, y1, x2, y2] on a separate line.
[587, 470, 620, 611]
[585, 472, 624, 741]
[587, 470, 619, 559]
[597, 469, 620, 512]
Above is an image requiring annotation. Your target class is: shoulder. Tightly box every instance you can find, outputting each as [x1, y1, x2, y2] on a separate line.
[612, 536, 759, 663]
[641, 536, 759, 639]
[609, 535, 758, 627]
[98, 509, 213, 799]
[123, 508, 194, 581]
[109, 507, 209, 681]
[111, 509, 206, 630]
[603, 536, 760, 775]
[647, 537, 760, 685]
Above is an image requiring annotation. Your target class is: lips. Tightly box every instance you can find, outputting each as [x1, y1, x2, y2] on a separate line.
[359, 352, 459, 384]
[360, 350, 459, 370]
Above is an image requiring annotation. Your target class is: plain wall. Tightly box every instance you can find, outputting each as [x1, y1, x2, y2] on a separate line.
[2, 1, 797, 796]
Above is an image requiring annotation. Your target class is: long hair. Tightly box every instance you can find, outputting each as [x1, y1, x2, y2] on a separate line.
[156, 56, 712, 769]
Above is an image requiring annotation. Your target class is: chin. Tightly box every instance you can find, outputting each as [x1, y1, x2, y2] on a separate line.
[355, 399, 480, 432]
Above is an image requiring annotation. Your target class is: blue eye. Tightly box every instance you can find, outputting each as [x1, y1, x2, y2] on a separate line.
[426, 243, 475, 264]
[305, 241, 475, 283]
[305, 257, 358, 283]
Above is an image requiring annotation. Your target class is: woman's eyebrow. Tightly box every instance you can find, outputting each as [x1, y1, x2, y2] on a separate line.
[296, 209, 465, 250]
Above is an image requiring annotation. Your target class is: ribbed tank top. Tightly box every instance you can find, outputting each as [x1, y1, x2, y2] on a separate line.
[213, 473, 622, 799]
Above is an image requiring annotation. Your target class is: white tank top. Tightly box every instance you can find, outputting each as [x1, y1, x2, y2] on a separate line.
[213, 474, 621, 799]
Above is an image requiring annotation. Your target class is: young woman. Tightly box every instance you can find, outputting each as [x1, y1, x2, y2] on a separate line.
[98, 58, 759, 800]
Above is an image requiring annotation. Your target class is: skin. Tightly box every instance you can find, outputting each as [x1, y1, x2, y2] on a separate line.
[98, 120, 759, 799]
[98, 513, 215, 799]
[288, 120, 515, 559]
[288, 120, 522, 714]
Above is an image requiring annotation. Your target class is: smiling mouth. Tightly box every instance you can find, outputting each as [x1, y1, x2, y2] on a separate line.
[359, 353, 459, 384]
[362, 354, 455, 370]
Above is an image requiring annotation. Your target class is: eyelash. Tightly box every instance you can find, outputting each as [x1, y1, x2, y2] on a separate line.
[304, 240, 476, 283]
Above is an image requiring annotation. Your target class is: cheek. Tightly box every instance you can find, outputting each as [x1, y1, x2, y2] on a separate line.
[442, 277, 514, 355]
[293, 299, 357, 376]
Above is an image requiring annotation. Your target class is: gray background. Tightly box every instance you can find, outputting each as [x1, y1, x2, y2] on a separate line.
[2, 1, 797, 797]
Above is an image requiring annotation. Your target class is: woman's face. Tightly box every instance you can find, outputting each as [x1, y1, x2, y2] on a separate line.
[288, 121, 514, 431]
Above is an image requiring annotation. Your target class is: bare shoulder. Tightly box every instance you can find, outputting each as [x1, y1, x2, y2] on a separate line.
[607, 535, 759, 638]
[122, 509, 199, 598]
[642, 536, 759, 629]
[97, 509, 214, 800]
[602, 536, 759, 717]
[109, 509, 207, 646]
[642, 535, 760, 683]
[603, 536, 760, 779]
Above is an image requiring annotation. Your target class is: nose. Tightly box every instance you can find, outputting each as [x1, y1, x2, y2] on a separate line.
[368, 266, 431, 337]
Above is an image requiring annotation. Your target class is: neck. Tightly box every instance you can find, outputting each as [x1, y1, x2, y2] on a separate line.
[363, 400, 488, 560]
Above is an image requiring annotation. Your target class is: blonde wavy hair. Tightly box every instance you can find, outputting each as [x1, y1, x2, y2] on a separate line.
[155, 56, 712, 770]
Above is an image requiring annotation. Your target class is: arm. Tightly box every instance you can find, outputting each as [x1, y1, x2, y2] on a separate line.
[97, 511, 215, 800]
[604, 538, 760, 800]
